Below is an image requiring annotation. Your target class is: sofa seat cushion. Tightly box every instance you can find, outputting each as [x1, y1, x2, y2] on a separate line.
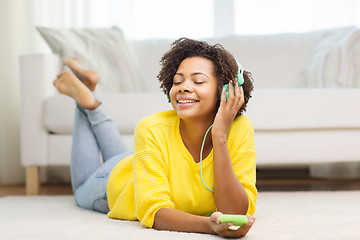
[255, 130, 360, 166]
[43, 92, 172, 134]
[246, 88, 360, 130]
[43, 89, 360, 134]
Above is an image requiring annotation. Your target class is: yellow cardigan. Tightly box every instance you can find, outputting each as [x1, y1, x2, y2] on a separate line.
[107, 110, 257, 228]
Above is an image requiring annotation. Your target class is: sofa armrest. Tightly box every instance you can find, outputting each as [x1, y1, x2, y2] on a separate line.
[19, 54, 61, 167]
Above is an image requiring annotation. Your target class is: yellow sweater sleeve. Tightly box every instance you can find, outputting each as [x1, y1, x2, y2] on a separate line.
[228, 116, 257, 215]
[132, 118, 175, 228]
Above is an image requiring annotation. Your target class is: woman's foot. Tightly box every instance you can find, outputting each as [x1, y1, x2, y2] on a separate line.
[53, 72, 100, 110]
[63, 58, 99, 91]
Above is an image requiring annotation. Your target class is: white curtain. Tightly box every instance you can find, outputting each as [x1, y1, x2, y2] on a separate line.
[0, 0, 32, 184]
[0, 0, 91, 184]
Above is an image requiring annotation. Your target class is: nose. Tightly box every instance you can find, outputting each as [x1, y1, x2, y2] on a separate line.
[179, 81, 193, 93]
[179, 88, 190, 93]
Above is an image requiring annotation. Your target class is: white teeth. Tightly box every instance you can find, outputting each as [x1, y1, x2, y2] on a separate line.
[178, 100, 196, 104]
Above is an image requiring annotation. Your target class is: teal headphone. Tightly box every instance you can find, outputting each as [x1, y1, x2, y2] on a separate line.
[167, 60, 244, 103]
[223, 60, 245, 100]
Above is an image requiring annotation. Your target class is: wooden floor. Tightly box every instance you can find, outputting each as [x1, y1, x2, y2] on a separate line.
[0, 184, 72, 197]
[257, 178, 360, 191]
[1, 168, 360, 197]
[256, 167, 360, 191]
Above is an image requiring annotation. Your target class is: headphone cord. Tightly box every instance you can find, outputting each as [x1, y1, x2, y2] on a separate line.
[200, 124, 214, 192]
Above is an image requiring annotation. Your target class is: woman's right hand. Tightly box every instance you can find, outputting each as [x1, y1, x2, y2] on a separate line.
[209, 212, 255, 238]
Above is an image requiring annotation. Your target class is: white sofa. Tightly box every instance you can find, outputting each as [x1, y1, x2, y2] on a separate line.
[20, 28, 360, 195]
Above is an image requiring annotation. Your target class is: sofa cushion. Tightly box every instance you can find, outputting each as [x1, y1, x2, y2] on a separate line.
[43, 89, 360, 134]
[255, 130, 360, 166]
[43, 92, 172, 134]
[246, 88, 360, 130]
[206, 32, 321, 89]
[302, 27, 360, 88]
[37, 26, 144, 93]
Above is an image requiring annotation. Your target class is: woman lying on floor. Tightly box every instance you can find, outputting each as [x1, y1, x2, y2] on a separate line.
[53, 38, 257, 238]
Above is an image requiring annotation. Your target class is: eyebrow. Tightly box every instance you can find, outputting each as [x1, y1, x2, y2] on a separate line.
[175, 72, 209, 78]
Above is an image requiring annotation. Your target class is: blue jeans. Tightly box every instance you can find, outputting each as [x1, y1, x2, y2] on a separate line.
[71, 103, 131, 213]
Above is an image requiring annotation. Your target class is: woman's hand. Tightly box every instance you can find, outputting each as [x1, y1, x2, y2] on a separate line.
[210, 212, 255, 238]
[212, 81, 244, 139]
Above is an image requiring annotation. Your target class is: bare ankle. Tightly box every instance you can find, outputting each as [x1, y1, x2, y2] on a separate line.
[76, 89, 100, 110]
[84, 98, 101, 110]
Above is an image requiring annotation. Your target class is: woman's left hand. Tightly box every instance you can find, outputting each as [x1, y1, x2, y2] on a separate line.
[210, 212, 256, 238]
[212, 80, 244, 139]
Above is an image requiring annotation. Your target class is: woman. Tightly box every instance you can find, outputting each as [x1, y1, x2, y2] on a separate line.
[53, 38, 257, 238]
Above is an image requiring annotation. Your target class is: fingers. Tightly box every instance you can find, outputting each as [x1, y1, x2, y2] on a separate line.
[233, 80, 244, 107]
[226, 216, 255, 238]
[228, 80, 235, 101]
[210, 212, 233, 234]
[222, 80, 244, 110]
[233, 215, 255, 237]
[210, 211, 222, 223]
[211, 212, 255, 238]
[238, 85, 245, 109]
[220, 86, 227, 107]
[215, 214, 256, 238]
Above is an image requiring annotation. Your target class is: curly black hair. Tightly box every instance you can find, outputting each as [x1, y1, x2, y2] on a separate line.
[157, 37, 254, 116]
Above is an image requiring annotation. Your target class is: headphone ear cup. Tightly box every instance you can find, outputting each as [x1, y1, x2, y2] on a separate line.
[235, 60, 244, 86]
[223, 60, 244, 101]
[223, 83, 229, 101]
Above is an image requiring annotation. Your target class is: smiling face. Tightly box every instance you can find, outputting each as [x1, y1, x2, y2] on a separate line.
[169, 57, 219, 121]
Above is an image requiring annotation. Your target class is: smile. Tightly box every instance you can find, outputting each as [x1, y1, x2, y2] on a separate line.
[177, 100, 198, 104]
